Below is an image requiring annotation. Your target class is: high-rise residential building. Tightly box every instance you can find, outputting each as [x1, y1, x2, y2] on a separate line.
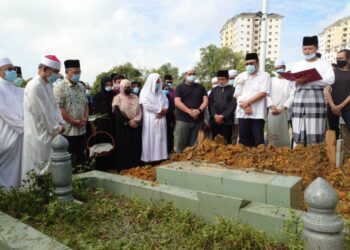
[319, 16, 350, 62]
[220, 12, 283, 62]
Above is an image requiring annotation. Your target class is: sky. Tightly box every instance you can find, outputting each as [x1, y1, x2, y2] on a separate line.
[0, 0, 349, 83]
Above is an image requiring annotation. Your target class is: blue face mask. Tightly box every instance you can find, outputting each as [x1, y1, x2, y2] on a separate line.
[167, 82, 173, 87]
[4, 70, 17, 82]
[163, 89, 170, 96]
[105, 86, 113, 92]
[71, 74, 80, 82]
[229, 80, 235, 86]
[187, 75, 196, 83]
[304, 53, 316, 61]
[132, 87, 140, 94]
[13, 77, 24, 87]
[246, 65, 256, 74]
[155, 83, 161, 92]
[48, 73, 59, 84]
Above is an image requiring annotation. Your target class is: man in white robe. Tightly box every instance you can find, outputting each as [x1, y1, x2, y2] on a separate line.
[267, 60, 294, 147]
[139, 73, 169, 162]
[22, 55, 64, 181]
[0, 58, 24, 188]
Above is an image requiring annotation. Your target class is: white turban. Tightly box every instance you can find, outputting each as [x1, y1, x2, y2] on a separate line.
[184, 66, 196, 73]
[274, 60, 285, 67]
[228, 69, 239, 77]
[0, 58, 13, 67]
[40, 55, 61, 70]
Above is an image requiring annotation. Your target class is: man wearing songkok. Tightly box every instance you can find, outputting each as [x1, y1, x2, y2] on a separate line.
[266, 60, 294, 147]
[290, 36, 334, 145]
[22, 55, 64, 180]
[0, 57, 24, 188]
[208, 70, 237, 144]
[234, 53, 271, 147]
[54, 59, 89, 166]
[174, 66, 208, 152]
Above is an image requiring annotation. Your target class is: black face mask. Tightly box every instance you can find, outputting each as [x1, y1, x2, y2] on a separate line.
[124, 88, 131, 95]
[336, 60, 348, 69]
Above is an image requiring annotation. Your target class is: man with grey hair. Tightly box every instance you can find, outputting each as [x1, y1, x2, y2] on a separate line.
[174, 67, 208, 152]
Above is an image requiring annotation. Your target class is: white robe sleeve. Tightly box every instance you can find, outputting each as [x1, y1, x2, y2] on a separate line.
[0, 105, 24, 134]
[27, 84, 61, 136]
[317, 63, 335, 87]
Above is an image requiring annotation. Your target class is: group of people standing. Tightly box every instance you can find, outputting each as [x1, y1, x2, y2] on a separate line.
[0, 35, 349, 189]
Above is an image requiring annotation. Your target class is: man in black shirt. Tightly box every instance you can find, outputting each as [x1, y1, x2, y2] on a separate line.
[174, 67, 208, 152]
[324, 49, 350, 138]
[209, 70, 237, 144]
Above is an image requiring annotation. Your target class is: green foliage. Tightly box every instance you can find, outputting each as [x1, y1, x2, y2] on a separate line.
[283, 209, 303, 250]
[91, 62, 143, 95]
[0, 170, 55, 220]
[147, 62, 179, 83]
[0, 181, 285, 249]
[265, 58, 276, 76]
[196, 44, 245, 83]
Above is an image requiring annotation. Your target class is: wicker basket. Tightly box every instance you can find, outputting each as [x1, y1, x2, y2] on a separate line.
[86, 131, 115, 158]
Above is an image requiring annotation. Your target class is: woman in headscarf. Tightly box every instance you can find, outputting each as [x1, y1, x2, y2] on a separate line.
[139, 73, 169, 163]
[112, 79, 142, 170]
[93, 76, 115, 134]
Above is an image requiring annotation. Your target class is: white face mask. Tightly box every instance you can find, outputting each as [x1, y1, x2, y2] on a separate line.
[105, 86, 112, 92]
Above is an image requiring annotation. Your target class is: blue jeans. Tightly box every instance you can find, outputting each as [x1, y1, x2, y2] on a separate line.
[327, 107, 350, 139]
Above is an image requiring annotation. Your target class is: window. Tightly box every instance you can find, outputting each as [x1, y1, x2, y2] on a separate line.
[269, 26, 272, 29]
[247, 25, 250, 28]
[247, 38, 250, 41]
[269, 32, 272, 35]
[255, 37, 258, 40]
[255, 24, 259, 28]
[247, 18, 250, 21]
[255, 30, 258, 33]
[254, 49, 258, 52]
[268, 45, 271, 48]
[247, 44, 249, 47]
[254, 43, 258, 46]
[268, 51, 271, 54]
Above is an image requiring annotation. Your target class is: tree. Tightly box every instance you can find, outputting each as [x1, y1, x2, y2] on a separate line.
[91, 62, 143, 95]
[146, 62, 179, 83]
[265, 58, 275, 77]
[196, 44, 245, 83]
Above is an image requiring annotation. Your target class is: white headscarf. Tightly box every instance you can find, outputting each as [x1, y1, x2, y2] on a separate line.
[139, 73, 168, 111]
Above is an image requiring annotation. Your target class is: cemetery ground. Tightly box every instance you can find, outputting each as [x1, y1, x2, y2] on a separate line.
[0, 172, 289, 249]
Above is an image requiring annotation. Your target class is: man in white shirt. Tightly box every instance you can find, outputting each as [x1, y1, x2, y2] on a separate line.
[229, 69, 239, 144]
[234, 53, 271, 147]
[290, 36, 334, 145]
[267, 60, 294, 147]
[22, 55, 64, 180]
[0, 58, 24, 188]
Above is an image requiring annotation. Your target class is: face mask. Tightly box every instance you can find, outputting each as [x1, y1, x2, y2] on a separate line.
[4, 70, 17, 82]
[166, 82, 173, 87]
[186, 75, 196, 83]
[105, 86, 112, 92]
[71, 74, 80, 82]
[229, 80, 235, 86]
[275, 68, 285, 75]
[124, 88, 131, 95]
[48, 73, 59, 84]
[132, 87, 140, 94]
[245, 65, 256, 74]
[155, 83, 161, 91]
[336, 60, 348, 69]
[13, 77, 24, 87]
[304, 53, 316, 61]
[163, 89, 170, 96]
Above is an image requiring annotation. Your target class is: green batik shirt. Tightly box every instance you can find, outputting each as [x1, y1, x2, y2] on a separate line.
[53, 78, 87, 136]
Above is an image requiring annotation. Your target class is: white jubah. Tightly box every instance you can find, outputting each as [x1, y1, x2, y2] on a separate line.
[22, 76, 63, 181]
[139, 73, 169, 162]
[0, 78, 24, 188]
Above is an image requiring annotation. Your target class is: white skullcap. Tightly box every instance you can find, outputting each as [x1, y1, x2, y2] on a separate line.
[274, 60, 285, 67]
[41, 55, 61, 70]
[228, 69, 239, 77]
[184, 66, 196, 73]
[211, 77, 218, 84]
[0, 58, 13, 67]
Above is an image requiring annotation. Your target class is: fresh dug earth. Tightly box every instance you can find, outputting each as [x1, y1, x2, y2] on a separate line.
[121, 139, 350, 219]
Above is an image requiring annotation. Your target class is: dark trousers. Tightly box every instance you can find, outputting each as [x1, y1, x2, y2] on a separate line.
[238, 118, 265, 147]
[64, 134, 86, 167]
[210, 122, 233, 144]
[167, 124, 175, 153]
[327, 107, 350, 139]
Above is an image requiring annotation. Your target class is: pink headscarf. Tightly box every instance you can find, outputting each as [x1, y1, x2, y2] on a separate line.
[112, 79, 142, 122]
